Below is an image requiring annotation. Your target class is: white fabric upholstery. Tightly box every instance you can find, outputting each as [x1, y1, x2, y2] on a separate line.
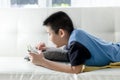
[0, 8, 120, 57]
[0, 8, 120, 80]
[0, 57, 120, 80]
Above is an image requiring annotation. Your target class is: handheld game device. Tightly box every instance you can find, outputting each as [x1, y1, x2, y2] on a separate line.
[27, 45, 39, 54]
[24, 45, 39, 61]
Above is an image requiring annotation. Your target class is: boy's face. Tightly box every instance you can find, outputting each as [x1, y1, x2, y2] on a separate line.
[45, 26, 68, 48]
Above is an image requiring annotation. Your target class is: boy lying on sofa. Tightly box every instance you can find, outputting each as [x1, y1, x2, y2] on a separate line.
[28, 11, 120, 74]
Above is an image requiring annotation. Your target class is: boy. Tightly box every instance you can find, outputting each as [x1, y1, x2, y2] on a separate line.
[29, 11, 120, 74]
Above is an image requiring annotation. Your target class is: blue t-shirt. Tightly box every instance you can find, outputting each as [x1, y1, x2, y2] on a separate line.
[67, 29, 120, 66]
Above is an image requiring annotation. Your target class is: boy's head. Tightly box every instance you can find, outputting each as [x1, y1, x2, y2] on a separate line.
[43, 11, 74, 34]
[43, 11, 74, 47]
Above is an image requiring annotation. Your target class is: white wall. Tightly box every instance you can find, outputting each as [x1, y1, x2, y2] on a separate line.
[71, 0, 120, 7]
[0, 8, 120, 57]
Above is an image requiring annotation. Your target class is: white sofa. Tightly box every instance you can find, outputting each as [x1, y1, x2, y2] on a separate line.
[0, 8, 120, 57]
[0, 57, 120, 80]
[0, 8, 120, 80]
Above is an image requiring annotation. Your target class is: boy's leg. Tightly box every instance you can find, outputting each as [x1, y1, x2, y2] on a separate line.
[43, 47, 69, 62]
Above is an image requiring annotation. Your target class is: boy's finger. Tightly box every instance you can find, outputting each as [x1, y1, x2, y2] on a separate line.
[29, 53, 36, 56]
[41, 47, 47, 51]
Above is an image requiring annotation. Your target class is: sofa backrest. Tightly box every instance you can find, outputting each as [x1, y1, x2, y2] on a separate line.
[0, 8, 119, 57]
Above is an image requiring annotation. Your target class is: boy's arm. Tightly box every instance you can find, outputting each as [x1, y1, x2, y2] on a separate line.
[40, 58, 84, 74]
[29, 53, 84, 74]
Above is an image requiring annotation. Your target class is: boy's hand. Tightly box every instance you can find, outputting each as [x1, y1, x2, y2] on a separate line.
[36, 42, 47, 50]
[29, 52, 45, 66]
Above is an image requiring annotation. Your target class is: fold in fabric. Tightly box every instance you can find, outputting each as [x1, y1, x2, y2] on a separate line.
[83, 62, 120, 72]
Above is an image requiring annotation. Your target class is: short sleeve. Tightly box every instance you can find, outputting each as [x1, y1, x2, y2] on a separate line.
[68, 41, 91, 66]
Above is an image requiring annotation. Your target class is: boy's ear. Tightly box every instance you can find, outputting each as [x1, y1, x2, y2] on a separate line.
[58, 29, 65, 38]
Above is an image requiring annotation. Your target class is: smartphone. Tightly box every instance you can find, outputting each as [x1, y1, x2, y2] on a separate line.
[27, 45, 39, 54]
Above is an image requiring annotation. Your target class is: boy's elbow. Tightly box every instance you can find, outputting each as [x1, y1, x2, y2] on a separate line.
[72, 68, 82, 74]
[71, 65, 84, 74]
[72, 70, 81, 74]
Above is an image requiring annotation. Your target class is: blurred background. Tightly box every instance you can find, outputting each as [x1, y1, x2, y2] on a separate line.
[0, 0, 120, 57]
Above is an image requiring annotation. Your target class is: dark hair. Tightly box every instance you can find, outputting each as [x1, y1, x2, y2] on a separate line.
[43, 11, 74, 34]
